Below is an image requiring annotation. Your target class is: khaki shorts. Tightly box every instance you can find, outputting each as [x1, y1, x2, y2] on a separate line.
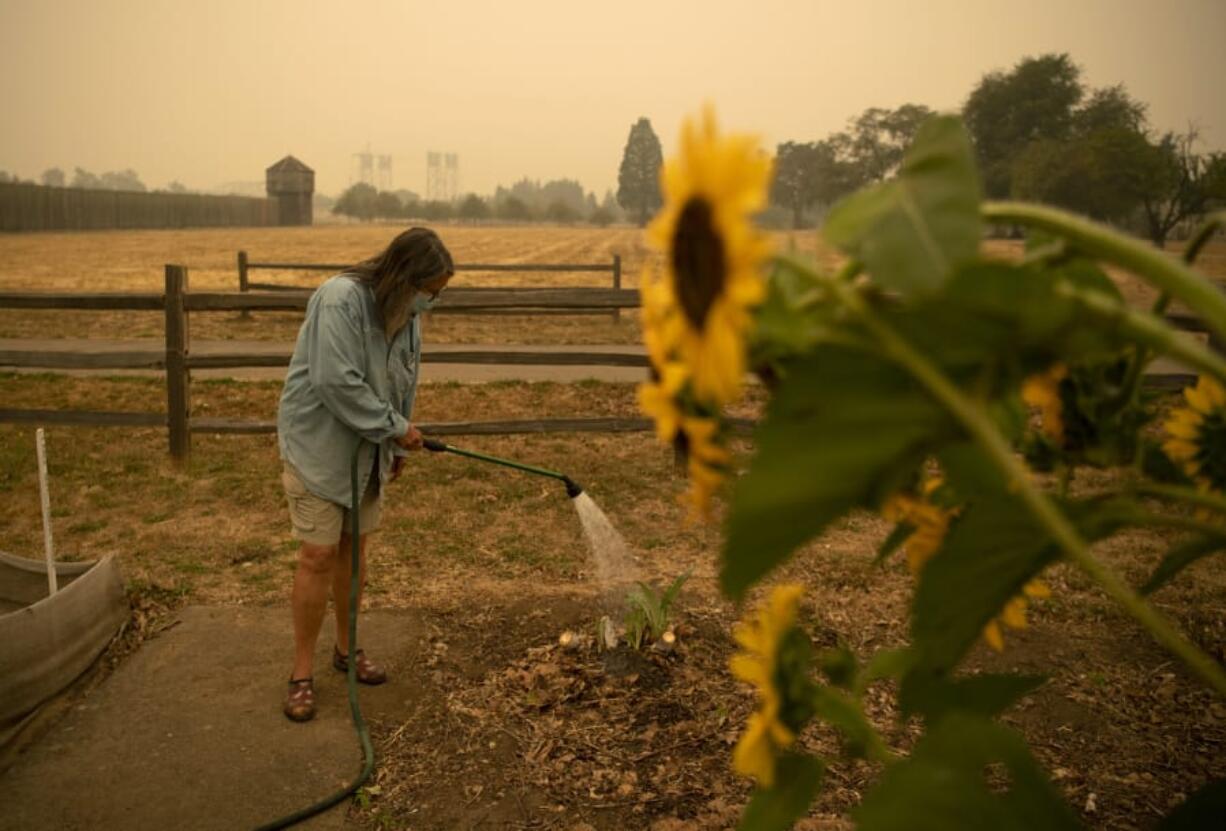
[282, 465, 382, 546]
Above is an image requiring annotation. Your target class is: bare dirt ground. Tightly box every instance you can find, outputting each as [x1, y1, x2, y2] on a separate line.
[0, 374, 1223, 829]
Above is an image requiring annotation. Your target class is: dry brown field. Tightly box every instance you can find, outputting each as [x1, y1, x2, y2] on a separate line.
[0, 223, 843, 343]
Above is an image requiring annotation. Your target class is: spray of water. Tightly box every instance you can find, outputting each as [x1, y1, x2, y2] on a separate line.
[571, 491, 640, 594]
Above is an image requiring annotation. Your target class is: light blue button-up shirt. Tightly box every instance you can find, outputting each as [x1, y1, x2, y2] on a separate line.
[277, 274, 420, 507]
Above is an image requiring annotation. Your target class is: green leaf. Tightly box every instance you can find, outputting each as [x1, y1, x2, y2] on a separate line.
[752, 258, 829, 361]
[910, 493, 1061, 673]
[823, 116, 982, 296]
[857, 648, 917, 695]
[911, 495, 1122, 673]
[737, 753, 824, 831]
[1158, 778, 1226, 830]
[816, 646, 858, 689]
[1141, 535, 1226, 595]
[853, 714, 1081, 831]
[721, 345, 955, 599]
[811, 685, 884, 760]
[899, 670, 1046, 720]
[1054, 258, 1123, 302]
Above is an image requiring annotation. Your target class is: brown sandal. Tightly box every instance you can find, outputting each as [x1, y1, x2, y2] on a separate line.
[284, 677, 316, 722]
[333, 646, 387, 685]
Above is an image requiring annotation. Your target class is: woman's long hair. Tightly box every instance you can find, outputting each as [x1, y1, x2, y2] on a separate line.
[349, 227, 454, 331]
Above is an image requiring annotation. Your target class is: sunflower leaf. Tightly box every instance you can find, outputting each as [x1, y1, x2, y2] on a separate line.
[1141, 535, 1226, 595]
[737, 753, 825, 831]
[721, 345, 955, 599]
[811, 684, 884, 759]
[911, 494, 1122, 674]
[853, 714, 1081, 831]
[823, 116, 981, 296]
[899, 670, 1046, 720]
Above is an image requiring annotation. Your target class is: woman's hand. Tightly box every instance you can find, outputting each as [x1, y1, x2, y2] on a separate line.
[396, 423, 424, 452]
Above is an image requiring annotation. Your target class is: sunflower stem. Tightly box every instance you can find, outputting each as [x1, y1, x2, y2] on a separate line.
[824, 278, 1226, 699]
[1053, 283, 1226, 385]
[982, 201, 1226, 346]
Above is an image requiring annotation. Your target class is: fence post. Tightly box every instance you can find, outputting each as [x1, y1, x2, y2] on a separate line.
[165, 264, 191, 462]
[612, 254, 622, 324]
[237, 250, 250, 320]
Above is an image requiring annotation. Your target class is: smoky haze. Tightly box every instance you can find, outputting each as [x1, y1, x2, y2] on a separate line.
[1, 0, 1223, 198]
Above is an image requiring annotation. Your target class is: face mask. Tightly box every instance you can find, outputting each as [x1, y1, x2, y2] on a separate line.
[411, 292, 437, 315]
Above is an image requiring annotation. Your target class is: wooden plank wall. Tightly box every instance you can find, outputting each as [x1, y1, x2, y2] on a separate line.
[0, 182, 277, 232]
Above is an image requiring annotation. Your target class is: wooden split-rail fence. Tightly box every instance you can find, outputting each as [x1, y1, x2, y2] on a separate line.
[0, 264, 1212, 460]
[0, 265, 650, 460]
[237, 250, 625, 321]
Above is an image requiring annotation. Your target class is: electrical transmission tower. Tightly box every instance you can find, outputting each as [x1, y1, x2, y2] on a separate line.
[377, 155, 393, 190]
[352, 144, 374, 186]
[426, 151, 459, 202]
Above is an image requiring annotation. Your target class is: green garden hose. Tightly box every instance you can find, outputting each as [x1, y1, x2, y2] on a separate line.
[254, 440, 375, 831]
[422, 437, 583, 497]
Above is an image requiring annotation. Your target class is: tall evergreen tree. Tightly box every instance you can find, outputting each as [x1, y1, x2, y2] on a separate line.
[617, 117, 664, 226]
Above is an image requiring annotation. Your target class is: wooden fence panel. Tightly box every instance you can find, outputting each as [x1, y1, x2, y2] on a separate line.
[0, 182, 276, 232]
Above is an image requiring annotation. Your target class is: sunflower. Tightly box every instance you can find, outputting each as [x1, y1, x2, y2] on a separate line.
[981, 580, 1051, 652]
[729, 584, 808, 787]
[882, 477, 952, 575]
[643, 107, 773, 408]
[1022, 363, 1069, 445]
[1163, 374, 1226, 493]
[637, 362, 688, 443]
[679, 416, 731, 518]
[884, 477, 1052, 652]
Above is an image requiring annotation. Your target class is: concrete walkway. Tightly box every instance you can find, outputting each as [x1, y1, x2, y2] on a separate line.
[0, 606, 425, 831]
[0, 338, 650, 384]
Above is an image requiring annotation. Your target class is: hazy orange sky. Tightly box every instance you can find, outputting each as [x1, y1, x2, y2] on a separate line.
[2, 0, 1224, 199]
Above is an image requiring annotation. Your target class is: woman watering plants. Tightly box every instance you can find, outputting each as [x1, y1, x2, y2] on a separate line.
[277, 227, 453, 722]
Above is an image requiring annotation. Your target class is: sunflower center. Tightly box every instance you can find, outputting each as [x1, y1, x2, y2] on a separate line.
[671, 197, 727, 330]
[1195, 411, 1226, 491]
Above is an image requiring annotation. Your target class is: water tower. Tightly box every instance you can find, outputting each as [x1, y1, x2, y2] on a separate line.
[266, 155, 314, 226]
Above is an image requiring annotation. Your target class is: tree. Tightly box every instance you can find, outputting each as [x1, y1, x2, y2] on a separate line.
[374, 190, 403, 219]
[98, 169, 146, 192]
[617, 117, 664, 226]
[1006, 77, 1226, 246]
[599, 189, 623, 223]
[841, 103, 935, 184]
[1010, 84, 1154, 225]
[333, 182, 378, 221]
[1136, 129, 1226, 247]
[41, 168, 65, 187]
[458, 194, 490, 222]
[963, 53, 1083, 198]
[589, 206, 615, 227]
[771, 142, 822, 229]
[497, 196, 532, 222]
[422, 200, 454, 221]
[71, 167, 101, 189]
[541, 179, 586, 217]
[545, 199, 578, 224]
[0, 171, 13, 184]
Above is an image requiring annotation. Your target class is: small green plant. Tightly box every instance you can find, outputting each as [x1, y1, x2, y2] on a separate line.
[624, 570, 691, 649]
